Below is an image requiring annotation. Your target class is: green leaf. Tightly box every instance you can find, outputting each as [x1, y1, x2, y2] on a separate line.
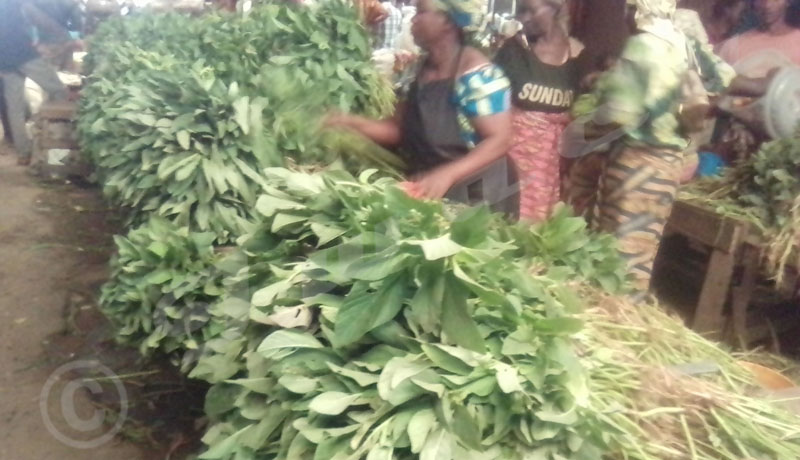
[334, 273, 406, 347]
[310, 233, 393, 280]
[501, 328, 540, 356]
[441, 275, 486, 353]
[450, 205, 491, 247]
[494, 363, 523, 394]
[204, 384, 240, 417]
[314, 437, 353, 460]
[251, 277, 296, 307]
[177, 130, 191, 150]
[309, 391, 363, 415]
[233, 96, 250, 134]
[295, 417, 360, 444]
[255, 195, 306, 218]
[408, 408, 437, 453]
[454, 375, 496, 398]
[198, 426, 247, 459]
[378, 356, 430, 406]
[344, 249, 411, 281]
[271, 213, 308, 232]
[406, 235, 464, 260]
[311, 223, 347, 246]
[327, 362, 380, 387]
[535, 406, 578, 425]
[451, 404, 482, 450]
[420, 428, 453, 460]
[366, 447, 394, 460]
[534, 317, 584, 335]
[257, 330, 323, 358]
[147, 269, 172, 284]
[278, 374, 319, 394]
[224, 378, 274, 394]
[409, 263, 445, 334]
[240, 405, 288, 449]
[420, 344, 475, 375]
[147, 241, 169, 258]
[452, 260, 507, 306]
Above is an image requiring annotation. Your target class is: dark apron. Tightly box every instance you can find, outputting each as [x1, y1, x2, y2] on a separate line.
[400, 54, 517, 213]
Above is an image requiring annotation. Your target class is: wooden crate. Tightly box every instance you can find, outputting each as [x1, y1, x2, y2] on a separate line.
[32, 101, 91, 180]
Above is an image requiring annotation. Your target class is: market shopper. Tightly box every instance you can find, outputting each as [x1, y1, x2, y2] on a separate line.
[326, 0, 514, 207]
[493, 0, 585, 222]
[562, 0, 738, 296]
[0, 0, 72, 166]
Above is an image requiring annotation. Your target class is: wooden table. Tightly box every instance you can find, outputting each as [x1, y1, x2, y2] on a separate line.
[664, 200, 797, 345]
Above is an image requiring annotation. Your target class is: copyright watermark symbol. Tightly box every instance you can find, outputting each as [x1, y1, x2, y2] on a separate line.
[40, 360, 128, 449]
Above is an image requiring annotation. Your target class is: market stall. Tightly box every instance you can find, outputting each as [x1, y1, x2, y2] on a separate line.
[43, 0, 800, 458]
[663, 199, 798, 344]
[656, 63, 800, 346]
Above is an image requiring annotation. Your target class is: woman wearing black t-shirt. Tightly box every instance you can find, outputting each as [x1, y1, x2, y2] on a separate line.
[494, 0, 584, 221]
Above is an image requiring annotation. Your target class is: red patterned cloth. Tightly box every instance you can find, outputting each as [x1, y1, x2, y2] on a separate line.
[508, 109, 570, 221]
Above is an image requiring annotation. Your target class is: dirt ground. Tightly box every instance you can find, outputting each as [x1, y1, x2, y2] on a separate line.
[0, 151, 200, 460]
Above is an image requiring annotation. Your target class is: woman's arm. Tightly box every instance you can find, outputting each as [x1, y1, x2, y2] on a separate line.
[325, 103, 404, 148]
[409, 111, 512, 199]
[22, 2, 71, 43]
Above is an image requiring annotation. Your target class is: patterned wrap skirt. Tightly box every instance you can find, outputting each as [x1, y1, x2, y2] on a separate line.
[595, 143, 684, 293]
[508, 109, 571, 222]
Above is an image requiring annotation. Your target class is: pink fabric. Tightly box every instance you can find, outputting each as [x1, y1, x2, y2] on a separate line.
[508, 109, 570, 222]
[718, 29, 800, 75]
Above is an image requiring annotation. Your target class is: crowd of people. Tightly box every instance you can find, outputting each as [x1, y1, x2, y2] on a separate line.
[1, 0, 798, 299]
[333, 0, 800, 297]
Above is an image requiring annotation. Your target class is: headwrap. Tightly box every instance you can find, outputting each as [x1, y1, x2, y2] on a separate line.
[626, 0, 684, 47]
[434, 0, 487, 32]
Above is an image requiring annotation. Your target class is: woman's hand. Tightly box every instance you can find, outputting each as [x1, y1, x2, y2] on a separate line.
[405, 165, 458, 199]
[322, 112, 354, 130]
[321, 109, 404, 148]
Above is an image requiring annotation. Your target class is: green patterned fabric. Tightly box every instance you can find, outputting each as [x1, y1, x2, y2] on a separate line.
[433, 0, 486, 32]
[690, 37, 736, 94]
[596, 32, 689, 150]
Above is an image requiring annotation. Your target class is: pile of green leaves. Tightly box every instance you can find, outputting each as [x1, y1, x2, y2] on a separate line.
[79, 3, 395, 241]
[100, 217, 227, 359]
[681, 137, 800, 279]
[184, 169, 628, 459]
[729, 137, 800, 227]
[102, 167, 800, 460]
[81, 12, 199, 77]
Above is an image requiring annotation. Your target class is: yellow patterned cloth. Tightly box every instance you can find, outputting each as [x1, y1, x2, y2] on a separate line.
[595, 143, 683, 293]
[433, 0, 486, 32]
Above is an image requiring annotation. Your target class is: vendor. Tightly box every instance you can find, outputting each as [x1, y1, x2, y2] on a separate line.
[562, 0, 740, 297]
[493, 0, 586, 222]
[719, 0, 800, 69]
[326, 0, 514, 207]
[0, 0, 73, 166]
[710, 0, 798, 163]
